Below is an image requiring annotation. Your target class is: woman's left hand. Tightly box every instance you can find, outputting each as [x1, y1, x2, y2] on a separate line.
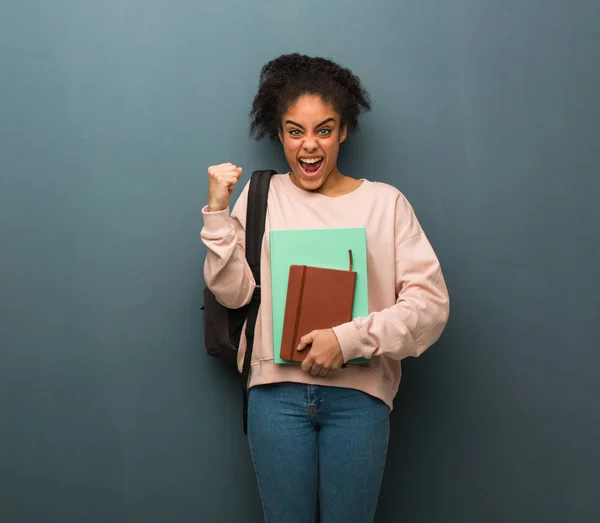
[297, 329, 345, 377]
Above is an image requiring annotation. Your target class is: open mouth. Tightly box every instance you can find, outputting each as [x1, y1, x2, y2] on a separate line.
[299, 157, 324, 178]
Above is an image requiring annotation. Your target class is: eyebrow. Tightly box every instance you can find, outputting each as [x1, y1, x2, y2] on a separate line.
[285, 117, 336, 129]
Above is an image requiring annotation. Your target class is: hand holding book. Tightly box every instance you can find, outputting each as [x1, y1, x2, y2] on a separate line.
[296, 328, 344, 377]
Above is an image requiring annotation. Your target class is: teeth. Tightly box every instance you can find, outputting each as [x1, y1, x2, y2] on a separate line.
[300, 158, 322, 164]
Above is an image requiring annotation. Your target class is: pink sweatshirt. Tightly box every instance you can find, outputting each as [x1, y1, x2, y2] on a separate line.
[201, 174, 449, 410]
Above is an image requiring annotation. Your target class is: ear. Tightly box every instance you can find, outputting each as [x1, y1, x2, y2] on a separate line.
[278, 129, 284, 144]
[339, 124, 348, 144]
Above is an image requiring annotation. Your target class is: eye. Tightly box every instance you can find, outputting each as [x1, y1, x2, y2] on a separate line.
[318, 128, 332, 136]
[289, 129, 302, 137]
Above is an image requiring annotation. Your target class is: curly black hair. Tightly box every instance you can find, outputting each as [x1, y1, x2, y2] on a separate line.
[250, 53, 371, 141]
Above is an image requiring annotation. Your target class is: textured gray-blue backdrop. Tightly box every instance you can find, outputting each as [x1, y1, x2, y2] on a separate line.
[1, 1, 599, 521]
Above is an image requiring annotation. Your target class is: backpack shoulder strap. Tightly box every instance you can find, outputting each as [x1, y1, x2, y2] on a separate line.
[241, 169, 276, 434]
[244, 169, 276, 282]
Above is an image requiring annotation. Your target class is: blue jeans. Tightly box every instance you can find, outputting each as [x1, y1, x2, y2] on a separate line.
[247, 383, 390, 523]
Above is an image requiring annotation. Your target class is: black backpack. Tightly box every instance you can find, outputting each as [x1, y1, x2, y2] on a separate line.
[202, 169, 276, 433]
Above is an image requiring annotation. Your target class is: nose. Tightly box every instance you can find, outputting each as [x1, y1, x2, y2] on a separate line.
[302, 136, 318, 152]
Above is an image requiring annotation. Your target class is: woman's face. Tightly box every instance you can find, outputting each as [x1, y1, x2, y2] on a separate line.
[279, 95, 347, 192]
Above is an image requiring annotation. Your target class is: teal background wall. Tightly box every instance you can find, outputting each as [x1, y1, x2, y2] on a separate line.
[1, 1, 599, 521]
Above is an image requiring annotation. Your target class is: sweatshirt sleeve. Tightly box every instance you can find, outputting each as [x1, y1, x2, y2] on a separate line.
[332, 193, 450, 361]
[200, 182, 255, 309]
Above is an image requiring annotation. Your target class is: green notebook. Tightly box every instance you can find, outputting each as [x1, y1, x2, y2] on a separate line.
[270, 228, 369, 364]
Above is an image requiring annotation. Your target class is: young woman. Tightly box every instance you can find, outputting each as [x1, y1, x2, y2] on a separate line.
[201, 53, 449, 523]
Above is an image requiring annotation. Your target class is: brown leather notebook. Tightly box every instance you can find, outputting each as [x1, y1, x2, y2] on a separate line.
[280, 251, 357, 362]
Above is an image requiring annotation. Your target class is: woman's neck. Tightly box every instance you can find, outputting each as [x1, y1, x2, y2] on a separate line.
[290, 168, 363, 197]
